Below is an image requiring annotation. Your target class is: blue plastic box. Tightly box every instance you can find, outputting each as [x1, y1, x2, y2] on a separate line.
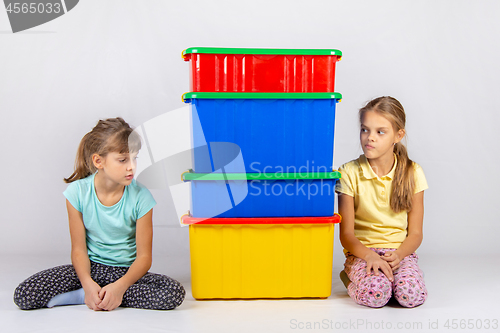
[184, 92, 342, 173]
[182, 170, 341, 218]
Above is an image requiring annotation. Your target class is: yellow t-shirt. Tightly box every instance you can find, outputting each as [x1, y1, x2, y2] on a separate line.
[335, 154, 428, 251]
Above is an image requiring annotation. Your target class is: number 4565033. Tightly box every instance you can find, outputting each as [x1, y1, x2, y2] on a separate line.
[6, 2, 62, 14]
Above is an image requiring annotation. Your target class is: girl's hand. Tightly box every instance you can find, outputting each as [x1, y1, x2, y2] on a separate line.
[97, 282, 126, 311]
[364, 251, 394, 282]
[382, 251, 402, 271]
[83, 282, 103, 311]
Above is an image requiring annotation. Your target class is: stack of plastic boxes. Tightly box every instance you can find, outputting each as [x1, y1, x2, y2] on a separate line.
[181, 47, 342, 299]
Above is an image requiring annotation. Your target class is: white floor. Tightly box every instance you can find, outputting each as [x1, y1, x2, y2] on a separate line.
[1, 253, 498, 333]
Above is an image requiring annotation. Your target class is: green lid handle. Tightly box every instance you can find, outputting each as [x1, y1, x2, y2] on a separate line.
[182, 92, 342, 102]
[182, 170, 341, 181]
[182, 47, 342, 57]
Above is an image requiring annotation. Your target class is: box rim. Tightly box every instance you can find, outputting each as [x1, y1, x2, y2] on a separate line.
[182, 47, 342, 57]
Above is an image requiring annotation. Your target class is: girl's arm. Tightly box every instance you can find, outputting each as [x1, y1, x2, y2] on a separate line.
[97, 209, 153, 311]
[338, 193, 394, 281]
[382, 191, 424, 270]
[67, 200, 103, 311]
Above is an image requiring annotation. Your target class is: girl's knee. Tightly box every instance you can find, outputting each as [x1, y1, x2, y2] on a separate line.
[13, 265, 78, 310]
[351, 274, 392, 308]
[140, 276, 186, 310]
[395, 292, 427, 308]
[166, 279, 186, 309]
[393, 276, 427, 308]
[13, 282, 39, 310]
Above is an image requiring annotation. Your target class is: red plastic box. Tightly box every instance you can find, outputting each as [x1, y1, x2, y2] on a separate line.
[182, 47, 342, 93]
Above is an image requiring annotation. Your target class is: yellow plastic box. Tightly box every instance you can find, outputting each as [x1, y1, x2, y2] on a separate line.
[182, 215, 341, 299]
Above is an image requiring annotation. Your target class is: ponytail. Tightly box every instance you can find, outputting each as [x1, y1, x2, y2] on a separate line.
[391, 142, 415, 213]
[63, 132, 95, 183]
[64, 117, 140, 183]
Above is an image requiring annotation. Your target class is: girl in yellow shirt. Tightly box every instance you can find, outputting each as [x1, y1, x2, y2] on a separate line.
[336, 96, 428, 308]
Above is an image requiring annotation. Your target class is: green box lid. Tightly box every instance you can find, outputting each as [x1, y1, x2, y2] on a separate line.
[182, 170, 341, 181]
[182, 47, 342, 57]
[182, 92, 342, 101]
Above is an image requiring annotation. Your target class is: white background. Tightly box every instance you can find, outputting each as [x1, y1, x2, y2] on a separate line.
[1, 1, 499, 331]
[2, 0, 498, 259]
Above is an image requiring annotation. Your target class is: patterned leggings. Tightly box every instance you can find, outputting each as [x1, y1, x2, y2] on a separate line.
[343, 248, 427, 308]
[13, 261, 185, 310]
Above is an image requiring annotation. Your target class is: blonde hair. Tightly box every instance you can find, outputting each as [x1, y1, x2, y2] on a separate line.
[64, 117, 141, 183]
[359, 96, 415, 213]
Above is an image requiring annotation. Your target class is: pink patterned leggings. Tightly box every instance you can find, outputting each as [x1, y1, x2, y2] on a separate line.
[343, 248, 427, 308]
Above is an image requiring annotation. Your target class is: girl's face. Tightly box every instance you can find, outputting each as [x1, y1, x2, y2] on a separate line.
[360, 110, 404, 162]
[96, 151, 138, 187]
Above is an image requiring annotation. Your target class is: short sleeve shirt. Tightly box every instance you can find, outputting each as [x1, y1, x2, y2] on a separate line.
[63, 173, 156, 267]
[335, 154, 428, 250]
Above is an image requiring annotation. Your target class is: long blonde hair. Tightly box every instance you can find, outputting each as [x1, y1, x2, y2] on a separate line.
[359, 96, 415, 213]
[64, 117, 141, 183]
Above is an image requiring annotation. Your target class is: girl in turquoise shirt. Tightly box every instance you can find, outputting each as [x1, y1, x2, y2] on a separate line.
[14, 118, 185, 311]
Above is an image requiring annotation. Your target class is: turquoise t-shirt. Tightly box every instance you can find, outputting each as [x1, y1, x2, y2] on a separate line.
[63, 173, 156, 267]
